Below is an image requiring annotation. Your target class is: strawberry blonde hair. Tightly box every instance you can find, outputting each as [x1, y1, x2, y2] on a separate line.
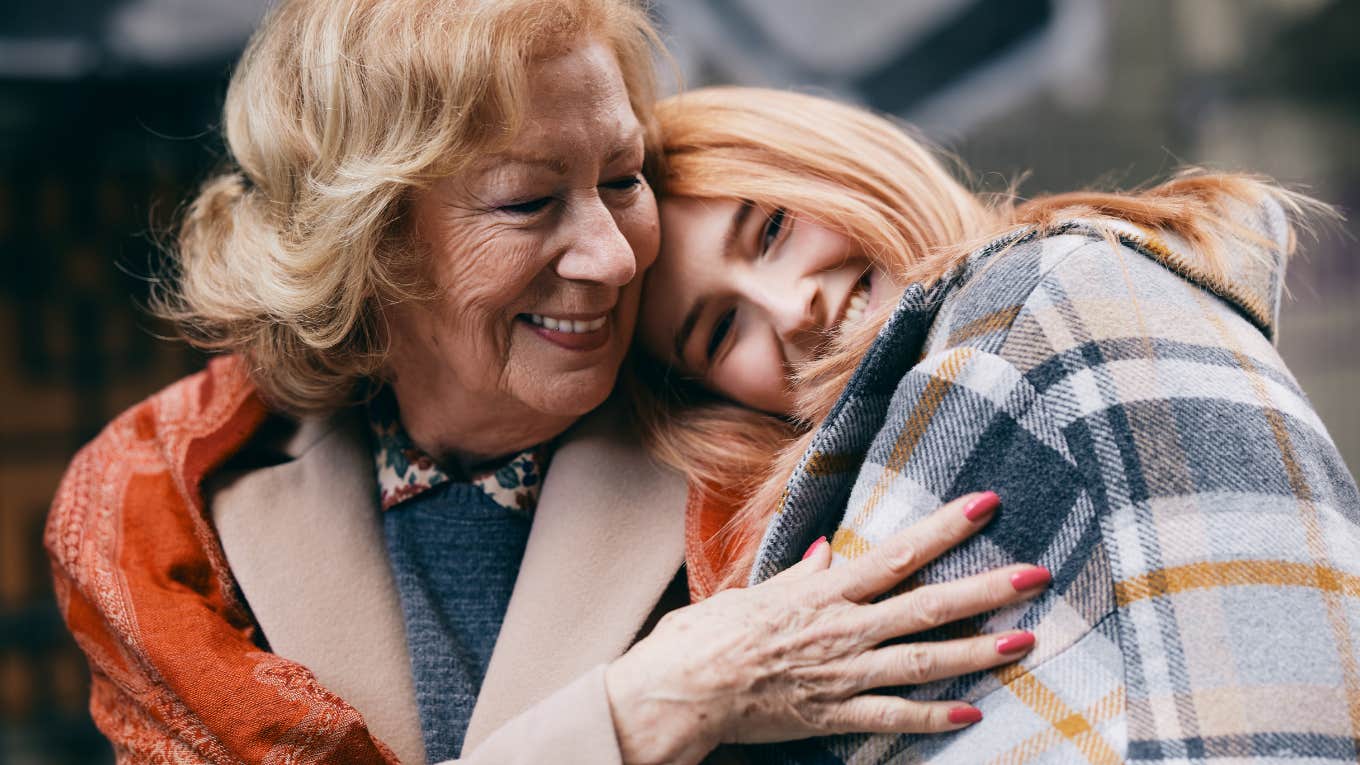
[629, 86, 1322, 591]
[154, 0, 665, 413]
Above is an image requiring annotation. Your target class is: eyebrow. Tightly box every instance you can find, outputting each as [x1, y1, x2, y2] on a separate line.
[671, 202, 753, 364]
[498, 127, 645, 176]
[499, 155, 570, 174]
[605, 129, 645, 165]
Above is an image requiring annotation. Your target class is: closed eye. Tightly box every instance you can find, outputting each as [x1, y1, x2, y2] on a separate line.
[500, 197, 553, 215]
[707, 308, 736, 361]
[601, 174, 643, 191]
[760, 208, 787, 254]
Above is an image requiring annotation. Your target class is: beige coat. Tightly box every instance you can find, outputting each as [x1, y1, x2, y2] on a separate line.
[208, 400, 690, 764]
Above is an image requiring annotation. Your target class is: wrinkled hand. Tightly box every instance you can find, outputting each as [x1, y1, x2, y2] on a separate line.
[605, 491, 1049, 765]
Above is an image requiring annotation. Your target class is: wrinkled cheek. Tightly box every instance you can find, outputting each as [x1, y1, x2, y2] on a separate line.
[424, 290, 508, 374]
[450, 308, 511, 359]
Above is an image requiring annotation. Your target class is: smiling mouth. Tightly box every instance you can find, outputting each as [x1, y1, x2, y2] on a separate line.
[523, 313, 607, 333]
[518, 312, 612, 351]
[834, 272, 874, 339]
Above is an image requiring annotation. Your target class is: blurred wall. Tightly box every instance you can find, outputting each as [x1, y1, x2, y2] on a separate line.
[1, 1, 1355, 763]
[657, 0, 1358, 463]
[944, 0, 1360, 465]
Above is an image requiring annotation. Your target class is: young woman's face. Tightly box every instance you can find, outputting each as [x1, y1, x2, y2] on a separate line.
[637, 196, 886, 414]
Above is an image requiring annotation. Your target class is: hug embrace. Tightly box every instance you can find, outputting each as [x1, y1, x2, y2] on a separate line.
[46, 1, 1359, 764]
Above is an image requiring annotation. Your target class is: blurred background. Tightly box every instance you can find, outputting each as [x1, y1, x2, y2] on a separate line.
[1, 0, 1355, 762]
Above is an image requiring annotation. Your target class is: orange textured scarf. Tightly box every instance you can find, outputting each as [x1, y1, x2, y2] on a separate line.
[45, 356, 399, 764]
[684, 484, 749, 602]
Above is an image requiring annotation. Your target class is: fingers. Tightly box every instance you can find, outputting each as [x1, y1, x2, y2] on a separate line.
[816, 696, 983, 735]
[802, 536, 831, 568]
[833, 491, 999, 602]
[768, 535, 832, 581]
[849, 630, 1036, 691]
[857, 563, 1051, 642]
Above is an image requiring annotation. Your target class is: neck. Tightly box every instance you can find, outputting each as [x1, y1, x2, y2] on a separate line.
[389, 384, 575, 472]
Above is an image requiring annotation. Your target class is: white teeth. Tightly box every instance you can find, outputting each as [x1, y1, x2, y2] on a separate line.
[837, 285, 871, 338]
[525, 314, 607, 333]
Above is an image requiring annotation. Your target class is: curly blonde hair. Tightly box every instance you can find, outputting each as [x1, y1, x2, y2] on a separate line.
[155, 0, 665, 413]
[631, 86, 1321, 592]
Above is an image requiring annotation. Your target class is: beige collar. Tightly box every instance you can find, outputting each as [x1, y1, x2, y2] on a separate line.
[463, 398, 688, 750]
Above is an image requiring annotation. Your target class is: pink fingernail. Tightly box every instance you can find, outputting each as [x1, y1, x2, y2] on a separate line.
[1010, 566, 1052, 592]
[962, 491, 1000, 522]
[948, 706, 983, 725]
[996, 631, 1035, 655]
[802, 536, 828, 560]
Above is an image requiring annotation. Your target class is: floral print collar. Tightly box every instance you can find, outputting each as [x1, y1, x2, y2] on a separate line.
[367, 389, 550, 514]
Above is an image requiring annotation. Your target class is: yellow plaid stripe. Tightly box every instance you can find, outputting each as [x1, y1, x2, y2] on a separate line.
[804, 450, 862, 478]
[946, 305, 1023, 346]
[850, 348, 974, 530]
[830, 526, 871, 559]
[1115, 559, 1360, 606]
[992, 664, 1124, 765]
[989, 686, 1125, 765]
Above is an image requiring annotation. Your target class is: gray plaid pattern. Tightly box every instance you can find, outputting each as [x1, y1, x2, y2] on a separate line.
[747, 207, 1360, 763]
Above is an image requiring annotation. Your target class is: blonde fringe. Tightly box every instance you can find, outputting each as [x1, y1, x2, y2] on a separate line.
[630, 88, 1335, 593]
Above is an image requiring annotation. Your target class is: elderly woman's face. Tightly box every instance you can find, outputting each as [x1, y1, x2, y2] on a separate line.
[386, 39, 658, 455]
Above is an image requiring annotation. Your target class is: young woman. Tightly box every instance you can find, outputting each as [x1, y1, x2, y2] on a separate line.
[630, 87, 1360, 763]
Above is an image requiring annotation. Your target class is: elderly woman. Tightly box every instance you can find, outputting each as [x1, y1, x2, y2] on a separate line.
[46, 2, 1051, 764]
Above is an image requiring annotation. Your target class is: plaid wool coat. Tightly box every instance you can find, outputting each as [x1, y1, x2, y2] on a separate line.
[746, 202, 1360, 763]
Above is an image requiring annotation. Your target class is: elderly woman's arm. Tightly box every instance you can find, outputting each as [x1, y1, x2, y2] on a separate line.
[432, 664, 619, 764]
[447, 493, 1042, 765]
[605, 493, 1043, 765]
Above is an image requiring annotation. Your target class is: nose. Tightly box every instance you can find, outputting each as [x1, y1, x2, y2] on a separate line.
[755, 276, 821, 345]
[554, 195, 637, 287]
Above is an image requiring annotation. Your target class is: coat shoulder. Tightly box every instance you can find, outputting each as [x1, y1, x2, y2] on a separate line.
[45, 355, 267, 577]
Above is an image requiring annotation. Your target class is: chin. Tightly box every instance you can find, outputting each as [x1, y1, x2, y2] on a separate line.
[516, 363, 620, 419]
[509, 318, 633, 419]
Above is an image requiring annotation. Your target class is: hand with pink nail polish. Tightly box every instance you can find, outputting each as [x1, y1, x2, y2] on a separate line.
[606, 492, 1048, 765]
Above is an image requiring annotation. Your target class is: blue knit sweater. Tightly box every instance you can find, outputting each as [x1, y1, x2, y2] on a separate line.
[383, 481, 531, 761]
